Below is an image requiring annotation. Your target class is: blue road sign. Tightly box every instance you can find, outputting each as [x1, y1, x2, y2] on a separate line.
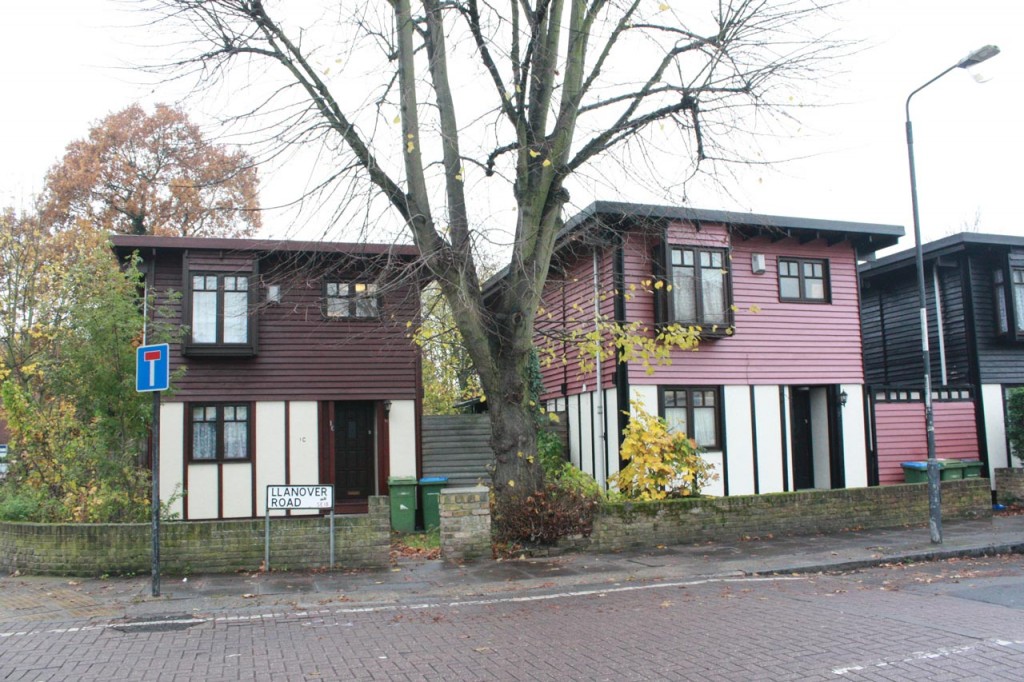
[136, 343, 170, 392]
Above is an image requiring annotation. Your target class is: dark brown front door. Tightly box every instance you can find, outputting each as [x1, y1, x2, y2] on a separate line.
[791, 388, 815, 489]
[334, 401, 376, 504]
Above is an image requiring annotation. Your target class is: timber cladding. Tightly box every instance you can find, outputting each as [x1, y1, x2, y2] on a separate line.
[0, 497, 390, 577]
[421, 415, 493, 487]
[120, 241, 423, 403]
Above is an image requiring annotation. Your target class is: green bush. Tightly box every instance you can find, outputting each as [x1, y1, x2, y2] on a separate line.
[537, 429, 567, 476]
[0, 486, 58, 521]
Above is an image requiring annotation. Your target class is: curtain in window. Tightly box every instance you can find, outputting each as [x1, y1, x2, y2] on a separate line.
[192, 406, 217, 459]
[223, 405, 248, 459]
[223, 277, 248, 343]
[701, 252, 727, 325]
[672, 250, 696, 322]
[692, 389, 717, 448]
[192, 276, 218, 343]
[692, 406, 717, 448]
[664, 407, 688, 436]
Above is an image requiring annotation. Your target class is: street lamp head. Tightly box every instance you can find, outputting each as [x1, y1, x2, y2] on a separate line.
[957, 44, 1001, 82]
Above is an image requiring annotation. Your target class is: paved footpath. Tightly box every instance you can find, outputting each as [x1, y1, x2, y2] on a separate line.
[2, 516, 1023, 623]
[2, 517, 1024, 681]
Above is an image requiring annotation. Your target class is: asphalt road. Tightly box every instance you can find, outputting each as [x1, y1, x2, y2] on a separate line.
[3, 554, 1024, 681]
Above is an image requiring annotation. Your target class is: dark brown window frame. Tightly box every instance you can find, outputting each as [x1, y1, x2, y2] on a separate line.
[654, 243, 734, 333]
[322, 280, 380, 320]
[187, 402, 254, 463]
[183, 270, 258, 357]
[658, 385, 723, 450]
[777, 256, 831, 303]
[994, 262, 1024, 342]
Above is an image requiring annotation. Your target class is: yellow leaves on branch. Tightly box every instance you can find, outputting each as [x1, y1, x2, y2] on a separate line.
[608, 399, 718, 500]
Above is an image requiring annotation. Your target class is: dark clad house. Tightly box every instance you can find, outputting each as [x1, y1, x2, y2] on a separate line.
[535, 202, 902, 495]
[112, 235, 424, 520]
[859, 233, 1024, 486]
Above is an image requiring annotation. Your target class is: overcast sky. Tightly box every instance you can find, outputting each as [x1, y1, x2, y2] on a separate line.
[2, 0, 1021, 253]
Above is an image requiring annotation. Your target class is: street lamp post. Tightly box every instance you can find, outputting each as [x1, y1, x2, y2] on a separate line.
[905, 44, 999, 545]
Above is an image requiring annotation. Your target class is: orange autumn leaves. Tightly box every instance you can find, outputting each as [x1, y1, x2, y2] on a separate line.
[40, 104, 260, 238]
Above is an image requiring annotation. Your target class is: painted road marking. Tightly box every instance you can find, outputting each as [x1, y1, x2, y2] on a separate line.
[832, 640, 1024, 675]
[0, 575, 802, 639]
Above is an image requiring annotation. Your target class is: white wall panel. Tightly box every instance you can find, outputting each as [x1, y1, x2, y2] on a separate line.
[629, 385, 658, 416]
[723, 386, 754, 495]
[159, 402, 185, 518]
[187, 464, 219, 519]
[567, 394, 582, 470]
[256, 401, 286, 516]
[288, 401, 320, 516]
[221, 462, 253, 517]
[841, 384, 868, 488]
[753, 386, 784, 493]
[983, 384, 1010, 474]
[701, 451, 725, 496]
[389, 400, 417, 479]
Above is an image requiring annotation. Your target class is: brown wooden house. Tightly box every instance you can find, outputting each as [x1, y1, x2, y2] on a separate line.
[111, 235, 425, 520]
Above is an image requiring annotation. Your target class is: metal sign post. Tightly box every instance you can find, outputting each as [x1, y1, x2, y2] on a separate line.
[264, 485, 335, 571]
[136, 343, 170, 597]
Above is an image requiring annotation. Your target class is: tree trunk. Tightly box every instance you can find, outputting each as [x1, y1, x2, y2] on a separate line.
[488, 385, 544, 498]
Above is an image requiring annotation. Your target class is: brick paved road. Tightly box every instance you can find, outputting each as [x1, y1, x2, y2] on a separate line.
[3, 556, 1024, 681]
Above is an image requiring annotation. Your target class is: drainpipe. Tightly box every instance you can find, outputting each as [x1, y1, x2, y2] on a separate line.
[594, 250, 608, 487]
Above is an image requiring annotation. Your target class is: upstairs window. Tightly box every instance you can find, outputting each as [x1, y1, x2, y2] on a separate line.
[778, 257, 830, 303]
[325, 281, 378, 319]
[657, 246, 732, 330]
[190, 404, 251, 462]
[186, 273, 255, 356]
[662, 387, 721, 450]
[995, 267, 1024, 338]
[1015, 269, 1024, 332]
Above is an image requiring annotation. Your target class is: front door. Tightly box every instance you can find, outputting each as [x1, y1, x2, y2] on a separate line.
[334, 401, 376, 506]
[791, 388, 815, 489]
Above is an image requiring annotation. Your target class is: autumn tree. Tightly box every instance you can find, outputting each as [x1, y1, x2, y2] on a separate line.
[416, 282, 483, 415]
[147, 0, 840, 518]
[0, 209, 71, 393]
[40, 103, 261, 237]
[0, 217, 152, 522]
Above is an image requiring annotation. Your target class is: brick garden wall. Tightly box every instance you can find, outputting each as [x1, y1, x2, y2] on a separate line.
[438, 486, 491, 563]
[996, 468, 1024, 505]
[563, 479, 991, 553]
[0, 497, 390, 576]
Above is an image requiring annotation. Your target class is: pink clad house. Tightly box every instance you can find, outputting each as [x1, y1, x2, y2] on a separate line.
[535, 202, 902, 495]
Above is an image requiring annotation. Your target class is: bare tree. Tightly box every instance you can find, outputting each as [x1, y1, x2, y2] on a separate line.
[145, 0, 840, 506]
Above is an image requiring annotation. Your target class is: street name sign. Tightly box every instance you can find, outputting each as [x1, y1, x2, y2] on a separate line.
[267, 485, 334, 510]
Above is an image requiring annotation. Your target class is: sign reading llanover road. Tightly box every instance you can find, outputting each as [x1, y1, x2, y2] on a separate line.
[267, 485, 334, 510]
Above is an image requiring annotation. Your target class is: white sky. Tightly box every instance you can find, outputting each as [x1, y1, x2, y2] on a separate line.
[2, 0, 1022, 253]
